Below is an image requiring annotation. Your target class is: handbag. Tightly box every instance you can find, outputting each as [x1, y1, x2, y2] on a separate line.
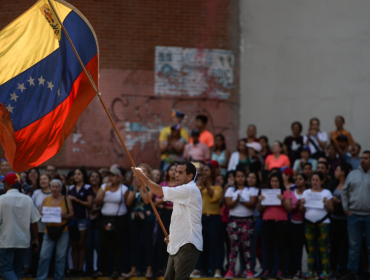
[65, 196, 81, 241]
[46, 196, 69, 240]
[102, 185, 123, 231]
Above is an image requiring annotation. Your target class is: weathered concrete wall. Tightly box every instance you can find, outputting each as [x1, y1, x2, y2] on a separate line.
[0, 0, 241, 169]
[240, 1, 370, 149]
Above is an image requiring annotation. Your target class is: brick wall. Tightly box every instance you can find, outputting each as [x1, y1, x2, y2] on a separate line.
[0, 0, 240, 170]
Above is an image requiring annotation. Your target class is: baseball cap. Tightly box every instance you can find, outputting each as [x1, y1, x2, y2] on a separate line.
[336, 134, 348, 142]
[282, 167, 294, 177]
[301, 145, 311, 153]
[172, 110, 185, 118]
[246, 142, 262, 152]
[171, 124, 181, 131]
[208, 160, 219, 169]
[108, 167, 122, 177]
[0, 172, 21, 186]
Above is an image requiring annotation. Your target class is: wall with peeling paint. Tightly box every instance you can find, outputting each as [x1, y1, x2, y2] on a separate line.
[0, 0, 241, 169]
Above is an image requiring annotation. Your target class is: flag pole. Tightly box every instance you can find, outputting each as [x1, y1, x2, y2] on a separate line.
[47, 0, 168, 238]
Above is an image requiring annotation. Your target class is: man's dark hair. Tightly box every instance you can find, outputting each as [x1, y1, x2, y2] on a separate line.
[336, 115, 345, 123]
[302, 162, 313, 169]
[178, 162, 196, 180]
[291, 121, 303, 133]
[356, 142, 362, 151]
[47, 164, 57, 171]
[196, 114, 208, 124]
[363, 151, 370, 157]
[317, 161, 329, 170]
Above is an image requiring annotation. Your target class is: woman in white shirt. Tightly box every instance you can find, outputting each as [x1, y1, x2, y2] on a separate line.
[300, 172, 334, 279]
[303, 118, 328, 158]
[228, 139, 249, 171]
[31, 173, 52, 275]
[224, 169, 258, 279]
[94, 167, 131, 278]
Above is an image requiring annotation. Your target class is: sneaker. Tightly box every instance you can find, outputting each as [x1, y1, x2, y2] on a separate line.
[224, 270, 234, 279]
[276, 270, 286, 279]
[340, 272, 356, 280]
[304, 271, 313, 279]
[261, 270, 272, 280]
[254, 268, 263, 277]
[320, 271, 328, 280]
[247, 270, 254, 279]
[214, 269, 222, 278]
[190, 269, 201, 278]
[293, 270, 302, 279]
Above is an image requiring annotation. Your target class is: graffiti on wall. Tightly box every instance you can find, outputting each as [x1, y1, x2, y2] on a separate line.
[155, 46, 235, 99]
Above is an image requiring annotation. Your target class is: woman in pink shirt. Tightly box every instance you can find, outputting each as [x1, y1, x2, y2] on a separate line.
[258, 173, 291, 280]
[264, 141, 291, 171]
[289, 173, 307, 279]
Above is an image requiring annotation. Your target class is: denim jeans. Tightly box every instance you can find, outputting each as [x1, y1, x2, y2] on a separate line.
[37, 231, 69, 280]
[0, 248, 27, 280]
[347, 213, 370, 274]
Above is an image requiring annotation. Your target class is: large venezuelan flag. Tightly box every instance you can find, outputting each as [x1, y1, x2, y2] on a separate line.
[0, 0, 98, 172]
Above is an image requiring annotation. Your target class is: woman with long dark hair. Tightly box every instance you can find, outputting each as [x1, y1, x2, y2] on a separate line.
[26, 167, 40, 196]
[300, 172, 334, 279]
[228, 139, 249, 171]
[303, 117, 328, 159]
[224, 169, 258, 279]
[86, 171, 103, 275]
[212, 133, 231, 176]
[155, 163, 177, 276]
[258, 173, 292, 279]
[329, 164, 352, 279]
[68, 167, 93, 276]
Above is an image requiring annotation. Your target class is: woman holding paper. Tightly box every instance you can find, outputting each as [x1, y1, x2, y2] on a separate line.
[300, 172, 334, 279]
[257, 172, 291, 280]
[37, 179, 74, 280]
[224, 169, 258, 279]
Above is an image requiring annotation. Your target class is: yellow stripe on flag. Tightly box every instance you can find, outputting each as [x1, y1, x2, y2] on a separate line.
[0, 0, 72, 86]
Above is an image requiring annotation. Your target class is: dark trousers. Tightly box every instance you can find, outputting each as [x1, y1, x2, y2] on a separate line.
[165, 243, 200, 280]
[289, 221, 305, 272]
[100, 214, 128, 273]
[130, 218, 155, 267]
[157, 208, 173, 271]
[330, 218, 348, 274]
[86, 219, 100, 273]
[0, 248, 27, 280]
[263, 220, 288, 272]
[196, 215, 223, 271]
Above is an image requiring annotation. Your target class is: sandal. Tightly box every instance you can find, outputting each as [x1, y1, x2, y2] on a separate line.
[124, 271, 138, 279]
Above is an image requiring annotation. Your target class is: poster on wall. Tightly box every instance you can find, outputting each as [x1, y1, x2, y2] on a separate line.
[155, 46, 234, 99]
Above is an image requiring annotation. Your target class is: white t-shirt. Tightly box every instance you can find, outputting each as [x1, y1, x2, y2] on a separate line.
[225, 187, 258, 217]
[32, 189, 52, 233]
[303, 131, 328, 154]
[303, 189, 333, 223]
[163, 180, 203, 255]
[0, 189, 41, 248]
[101, 184, 128, 216]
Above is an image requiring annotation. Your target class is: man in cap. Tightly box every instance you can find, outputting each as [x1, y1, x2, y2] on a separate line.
[159, 110, 189, 170]
[0, 173, 41, 280]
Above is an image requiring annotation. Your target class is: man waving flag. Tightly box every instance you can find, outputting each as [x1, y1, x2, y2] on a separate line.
[0, 0, 98, 171]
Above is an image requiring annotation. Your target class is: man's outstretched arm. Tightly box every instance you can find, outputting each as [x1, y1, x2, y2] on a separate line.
[132, 167, 164, 197]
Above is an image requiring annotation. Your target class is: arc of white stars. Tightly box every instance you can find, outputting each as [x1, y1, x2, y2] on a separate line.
[38, 76, 45, 86]
[27, 76, 35, 86]
[57, 89, 61, 96]
[7, 104, 14, 114]
[10, 92, 19, 102]
[17, 83, 26, 93]
[47, 81, 55, 91]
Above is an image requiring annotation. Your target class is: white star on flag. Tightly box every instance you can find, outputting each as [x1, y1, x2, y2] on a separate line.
[57, 89, 61, 96]
[17, 83, 26, 93]
[47, 81, 55, 91]
[27, 76, 35, 86]
[38, 76, 45, 86]
[10, 92, 19, 102]
[7, 104, 14, 114]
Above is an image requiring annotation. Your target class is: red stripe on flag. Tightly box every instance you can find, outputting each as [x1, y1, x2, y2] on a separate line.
[10, 54, 98, 171]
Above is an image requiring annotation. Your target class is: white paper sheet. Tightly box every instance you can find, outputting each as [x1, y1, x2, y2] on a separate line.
[261, 189, 281, 206]
[304, 192, 324, 209]
[41, 206, 62, 223]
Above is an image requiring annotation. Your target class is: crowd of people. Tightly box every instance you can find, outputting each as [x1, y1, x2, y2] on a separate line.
[0, 111, 369, 280]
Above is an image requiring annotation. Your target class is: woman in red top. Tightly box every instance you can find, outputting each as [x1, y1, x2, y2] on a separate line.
[264, 141, 291, 171]
[258, 172, 291, 279]
[155, 163, 177, 276]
